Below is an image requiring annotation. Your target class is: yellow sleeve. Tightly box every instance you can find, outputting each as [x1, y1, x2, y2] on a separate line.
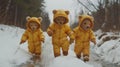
[47, 23, 54, 36]
[47, 23, 54, 32]
[89, 30, 96, 40]
[21, 30, 28, 42]
[39, 29, 45, 42]
[65, 25, 74, 39]
[73, 28, 77, 38]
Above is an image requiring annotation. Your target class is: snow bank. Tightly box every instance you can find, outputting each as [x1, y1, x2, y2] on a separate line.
[94, 32, 120, 65]
[0, 25, 29, 66]
[48, 56, 93, 67]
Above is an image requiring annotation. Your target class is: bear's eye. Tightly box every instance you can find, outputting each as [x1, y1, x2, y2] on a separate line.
[84, 22, 86, 25]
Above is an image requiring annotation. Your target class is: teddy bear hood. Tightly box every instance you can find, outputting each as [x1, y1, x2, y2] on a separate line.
[26, 17, 42, 30]
[78, 15, 94, 29]
[53, 10, 69, 24]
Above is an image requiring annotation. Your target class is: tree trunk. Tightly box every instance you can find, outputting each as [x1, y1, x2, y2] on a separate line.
[4, 0, 11, 25]
[14, 5, 18, 26]
[104, 0, 109, 31]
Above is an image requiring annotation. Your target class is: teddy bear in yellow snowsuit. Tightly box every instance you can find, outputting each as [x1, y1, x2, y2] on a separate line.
[20, 16, 44, 57]
[73, 15, 96, 62]
[47, 10, 74, 57]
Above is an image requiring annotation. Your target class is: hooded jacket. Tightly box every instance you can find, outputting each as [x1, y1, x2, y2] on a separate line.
[73, 15, 96, 56]
[47, 10, 74, 45]
[47, 10, 74, 57]
[73, 15, 95, 43]
[21, 17, 44, 54]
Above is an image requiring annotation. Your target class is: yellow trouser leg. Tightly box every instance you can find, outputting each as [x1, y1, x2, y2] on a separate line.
[61, 41, 69, 56]
[53, 45, 61, 57]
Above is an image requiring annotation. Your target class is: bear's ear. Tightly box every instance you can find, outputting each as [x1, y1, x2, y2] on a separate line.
[79, 15, 82, 19]
[53, 10, 57, 14]
[26, 16, 31, 21]
[38, 17, 42, 22]
[65, 11, 69, 15]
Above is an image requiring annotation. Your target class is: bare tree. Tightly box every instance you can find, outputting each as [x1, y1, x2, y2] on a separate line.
[73, 0, 120, 31]
[4, 0, 11, 24]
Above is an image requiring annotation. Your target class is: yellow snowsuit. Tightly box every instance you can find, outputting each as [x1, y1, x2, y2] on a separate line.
[73, 15, 96, 59]
[47, 10, 74, 57]
[20, 17, 44, 55]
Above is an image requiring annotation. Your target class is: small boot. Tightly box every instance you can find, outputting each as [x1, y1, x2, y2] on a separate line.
[30, 53, 40, 64]
[63, 51, 68, 56]
[83, 56, 89, 62]
[54, 53, 60, 57]
[76, 54, 81, 59]
[35, 53, 40, 60]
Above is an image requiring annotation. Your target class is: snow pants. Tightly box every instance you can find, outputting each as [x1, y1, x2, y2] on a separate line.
[28, 43, 41, 55]
[53, 40, 69, 57]
[74, 42, 90, 58]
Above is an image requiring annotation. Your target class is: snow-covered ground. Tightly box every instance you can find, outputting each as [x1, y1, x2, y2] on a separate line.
[0, 25, 93, 67]
[93, 30, 120, 67]
[0, 25, 120, 67]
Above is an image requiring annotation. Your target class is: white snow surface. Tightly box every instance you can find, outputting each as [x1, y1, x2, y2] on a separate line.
[94, 31, 120, 65]
[0, 25, 120, 67]
[0, 25, 93, 67]
[48, 56, 93, 67]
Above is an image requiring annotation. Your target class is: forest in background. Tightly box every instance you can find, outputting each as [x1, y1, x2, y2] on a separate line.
[71, 0, 120, 32]
[0, 0, 120, 32]
[0, 0, 50, 31]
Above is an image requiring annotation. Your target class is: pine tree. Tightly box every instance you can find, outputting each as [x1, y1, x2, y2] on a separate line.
[0, 0, 50, 31]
